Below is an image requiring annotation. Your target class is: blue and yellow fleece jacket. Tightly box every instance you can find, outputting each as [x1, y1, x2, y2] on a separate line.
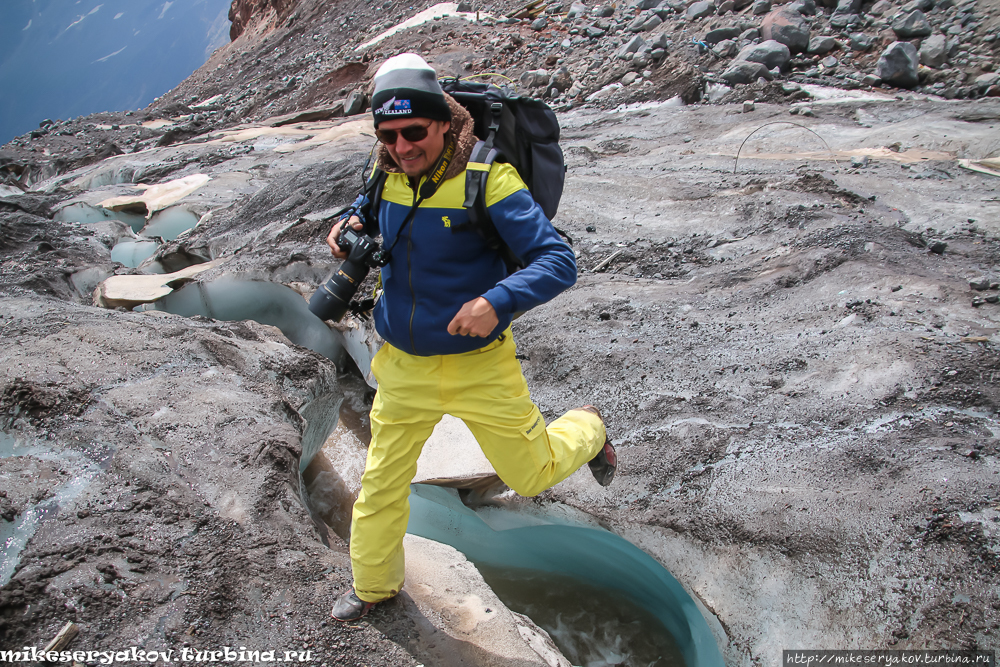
[363, 161, 576, 356]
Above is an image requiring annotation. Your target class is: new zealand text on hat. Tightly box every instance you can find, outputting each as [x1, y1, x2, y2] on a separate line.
[371, 53, 451, 127]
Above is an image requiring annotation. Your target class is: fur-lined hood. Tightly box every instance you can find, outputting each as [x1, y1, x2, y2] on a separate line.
[375, 94, 476, 182]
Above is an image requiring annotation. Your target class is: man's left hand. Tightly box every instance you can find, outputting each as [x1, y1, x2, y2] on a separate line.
[447, 297, 499, 337]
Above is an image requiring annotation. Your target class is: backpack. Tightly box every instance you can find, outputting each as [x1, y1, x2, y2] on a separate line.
[360, 78, 569, 271]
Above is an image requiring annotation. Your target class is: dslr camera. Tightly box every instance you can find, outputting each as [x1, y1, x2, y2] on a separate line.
[309, 224, 389, 322]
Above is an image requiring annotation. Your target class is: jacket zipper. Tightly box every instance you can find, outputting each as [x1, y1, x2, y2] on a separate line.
[407, 179, 419, 354]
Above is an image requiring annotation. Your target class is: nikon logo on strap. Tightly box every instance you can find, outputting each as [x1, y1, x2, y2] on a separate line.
[419, 140, 455, 199]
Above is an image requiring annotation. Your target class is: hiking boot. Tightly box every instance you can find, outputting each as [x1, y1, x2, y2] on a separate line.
[580, 405, 617, 487]
[331, 588, 376, 622]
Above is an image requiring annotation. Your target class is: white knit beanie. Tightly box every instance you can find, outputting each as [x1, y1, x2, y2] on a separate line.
[370, 53, 451, 127]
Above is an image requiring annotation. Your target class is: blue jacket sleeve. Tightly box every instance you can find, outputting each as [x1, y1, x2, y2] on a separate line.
[481, 189, 577, 317]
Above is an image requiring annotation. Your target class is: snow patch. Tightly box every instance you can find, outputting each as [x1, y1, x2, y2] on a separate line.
[356, 2, 492, 51]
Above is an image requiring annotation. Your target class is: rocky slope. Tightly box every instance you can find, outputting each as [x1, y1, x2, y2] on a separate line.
[2, 0, 1000, 664]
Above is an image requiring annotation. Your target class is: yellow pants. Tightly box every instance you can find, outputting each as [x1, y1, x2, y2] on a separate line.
[349, 329, 606, 603]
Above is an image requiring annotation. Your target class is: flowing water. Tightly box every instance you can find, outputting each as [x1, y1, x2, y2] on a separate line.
[144, 278, 347, 367]
[0, 432, 100, 586]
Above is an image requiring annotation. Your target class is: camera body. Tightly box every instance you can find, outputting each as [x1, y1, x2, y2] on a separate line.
[309, 224, 389, 322]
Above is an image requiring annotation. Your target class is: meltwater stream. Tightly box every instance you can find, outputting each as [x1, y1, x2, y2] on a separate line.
[407, 485, 723, 667]
[144, 277, 723, 666]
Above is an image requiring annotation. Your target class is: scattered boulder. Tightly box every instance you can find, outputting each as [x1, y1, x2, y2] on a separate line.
[687, 1, 716, 19]
[753, 0, 772, 14]
[593, 4, 616, 16]
[718, 0, 736, 12]
[548, 67, 574, 93]
[629, 12, 664, 31]
[808, 35, 839, 54]
[877, 41, 920, 88]
[635, 0, 664, 8]
[919, 34, 948, 67]
[903, 0, 934, 10]
[457, 1, 474, 11]
[586, 25, 607, 37]
[721, 60, 774, 84]
[345, 91, 366, 116]
[761, 7, 811, 52]
[705, 26, 742, 44]
[789, 0, 818, 13]
[869, 0, 892, 13]
[619, 35, 647, 56]
[566, 2, 589, 18]
[520, 69, 549, 88]
[735, 39, 792, 69]
[849, 32, 874, 51]
[892, 10, 933, 38]
[975, 72, 1000, 90]
[531, 17, 548, 30]
[716, 39, 739, 57]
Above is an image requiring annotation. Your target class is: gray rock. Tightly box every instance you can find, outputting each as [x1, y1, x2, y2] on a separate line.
[721, 60, 774, 84]
[877, 41, 920, 87]
[862, 73, 882, 85]
[567, 2, 589, 18]
[752, 0, 772, 14]
[629, 12, 663, 31]
[976, 72, 1000, 89]
[835, 0, 861, 14]
[970, 277, 992, 290]
[760, 7, 811, 52]
[808, 35, 838, 53]
[736, 39, 792, 68]
[716, 39, 739, 56]
[457, 1, 474, 11]
[687, 1, 717, 19]
[850, 32, 874, 50]
[919, 34, 948, 67]
[586, 25, 607, 37]
[621, 35, 647, 54]
[651, 47, 667, 58]
[651, 32, 669, 48]
[593, 4, 616, 16]
[822, 55, 839, 67]
[531, 17, 548, 30]
[345, 91, 367, 115]
[706, 26, 742, 44]
[743, 99, 756, 111]
[903, 0, 934, 10]
[788, 0, 817, 13]
[622, 71, 640, 85]
[740, 28, 761, 40]
[829, 12, 860, 28]
[928, 240, 947, 254]
[892, 10, 933, 38]
[869, 0, 891, 14]
[635, 0, 663, 8]
[520, 69, 550, 87]
[851, 155, 870, 167]
[548, 66, 574, 92]
[718, 0, 736, 12]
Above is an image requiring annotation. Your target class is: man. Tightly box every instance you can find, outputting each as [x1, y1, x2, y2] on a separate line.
[325, 53, 616, 622]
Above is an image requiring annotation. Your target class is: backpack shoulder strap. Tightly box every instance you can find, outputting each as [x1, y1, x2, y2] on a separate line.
[451, 141, 523, 271]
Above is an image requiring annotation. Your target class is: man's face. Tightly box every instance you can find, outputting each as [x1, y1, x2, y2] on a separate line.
[377, 117, 451, 178]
